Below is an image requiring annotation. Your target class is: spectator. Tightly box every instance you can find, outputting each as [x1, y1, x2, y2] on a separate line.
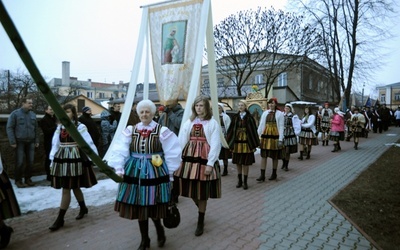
[100, 110, 117, 155]
[39, 105, 57, 181]
[78, 106, 101, 151]
[378, 104, 391, 131]
[158, 99, 184, 136]
[6, 98, 40, 188]
[218, 103, 231, 176]
[127, 102, 140, 127]
[109, 103, 121, 125]
[48, 104, 98, 231]
[394, 106, 400, 127]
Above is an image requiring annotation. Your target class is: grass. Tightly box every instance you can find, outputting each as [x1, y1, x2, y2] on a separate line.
[330, 141, 400, 250]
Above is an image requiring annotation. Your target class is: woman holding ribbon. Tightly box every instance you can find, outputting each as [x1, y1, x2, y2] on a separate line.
[108, 100, 181, 250]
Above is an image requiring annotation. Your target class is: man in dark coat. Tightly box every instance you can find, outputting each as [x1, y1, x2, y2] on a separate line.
[78, 106, 101, 151]
[39, 105, 57, 181]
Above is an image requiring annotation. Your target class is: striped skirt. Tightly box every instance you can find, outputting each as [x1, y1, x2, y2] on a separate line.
[50, 144, 97, 189]
[283, 128, 298, 154]
[115, 153, 171, 220]
[260, 122, 283, 159]
[0, 171, 21, 219]
[329, 131, 345, 141]
[298, 129, 319, 146]
[174, 137, 221, 200]
[232, 128, 255, 165]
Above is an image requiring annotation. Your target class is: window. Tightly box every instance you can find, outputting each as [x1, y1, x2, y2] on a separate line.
[278, 72, 287, 87]
[308, 76, 313, 89]
[217, 78, 224, 87]
[380, 94, 386, 103]
[317, 81, 322, 93]
[87, 92, 93, 98]
[99, 92, 105, 98]
[395, 93, 400, 101]
[203, 79, 209, 88]
[255, 74, 263, 84]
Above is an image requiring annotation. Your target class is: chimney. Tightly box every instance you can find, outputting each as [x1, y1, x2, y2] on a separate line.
[62, 61, 70, 86]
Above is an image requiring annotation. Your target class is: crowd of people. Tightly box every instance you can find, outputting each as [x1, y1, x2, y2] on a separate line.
[1, 95, 399, 249]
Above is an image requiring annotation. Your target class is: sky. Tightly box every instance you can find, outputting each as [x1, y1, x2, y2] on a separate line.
[0, 0, 399, 97]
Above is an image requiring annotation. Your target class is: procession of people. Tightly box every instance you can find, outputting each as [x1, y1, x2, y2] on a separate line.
[2, 95, 398, 249]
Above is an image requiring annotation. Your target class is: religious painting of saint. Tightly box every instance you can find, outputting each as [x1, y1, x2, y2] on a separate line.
[161, 20, 187, 65]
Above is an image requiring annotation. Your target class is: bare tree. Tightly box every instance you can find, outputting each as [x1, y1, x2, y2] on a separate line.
[0, 69, 42, 112]
[289, 0, 396, 108]
[212, 7, 323, 97]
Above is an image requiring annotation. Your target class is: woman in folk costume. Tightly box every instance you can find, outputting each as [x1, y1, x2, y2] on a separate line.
[0, 152, 21, 249]
[281, 103, 301, 171]
[108, 100, 181, 250]
[226, 100, 260, 190]
[319, 102, 333, 146]
[298, 106, 319, 160]
[48, 104, 98, 231]
[329, 107, 346, 152]
[256, 98, 284, 181]
[218, 103, 231, 176]
[350, 107, 366, 150]
[174, 95, 221, 236]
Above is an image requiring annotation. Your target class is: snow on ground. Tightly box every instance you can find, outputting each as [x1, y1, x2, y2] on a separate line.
[12, 175, 119, 214]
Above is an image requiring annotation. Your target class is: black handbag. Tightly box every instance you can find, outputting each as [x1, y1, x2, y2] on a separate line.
[163, 202, 180, 229]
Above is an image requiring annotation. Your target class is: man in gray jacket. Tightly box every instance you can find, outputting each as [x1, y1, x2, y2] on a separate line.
[6, 98, 40, 188]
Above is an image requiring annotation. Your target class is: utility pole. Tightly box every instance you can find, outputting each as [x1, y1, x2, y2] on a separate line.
[361, 82, 365, 107]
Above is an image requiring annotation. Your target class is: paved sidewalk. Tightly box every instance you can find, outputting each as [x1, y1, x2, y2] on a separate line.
[6, 127, 400, 249]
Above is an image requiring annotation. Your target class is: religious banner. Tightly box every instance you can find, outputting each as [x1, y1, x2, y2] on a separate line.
[148, 0, 203, 106]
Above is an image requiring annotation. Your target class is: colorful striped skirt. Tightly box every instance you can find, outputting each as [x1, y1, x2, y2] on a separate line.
[174, 137, 221, 200]
[115, 153, 171, 220]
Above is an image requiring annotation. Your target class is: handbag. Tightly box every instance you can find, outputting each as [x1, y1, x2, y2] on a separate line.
[163, 202, 180, 229]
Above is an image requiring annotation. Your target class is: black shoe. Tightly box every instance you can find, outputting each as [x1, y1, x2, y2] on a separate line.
[75, 207, 88, 220]
[268, 174, 277, 180]
[0, 225, 14, 249]
[195, 223, 204, 236]
[137, 238, 150, 250]
[157, 227, 166, 247]
[256, 176, 265, 182]
[49, 219, 64, 231]
[221, 170, 228, 176]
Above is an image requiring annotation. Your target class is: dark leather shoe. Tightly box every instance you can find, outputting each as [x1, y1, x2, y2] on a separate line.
[75, 207, 88, 220]
[25, 179, 35, 187]
[15, 181, 27, 188]
[49, 219, 64, 231]
[137, 238, 150, 250]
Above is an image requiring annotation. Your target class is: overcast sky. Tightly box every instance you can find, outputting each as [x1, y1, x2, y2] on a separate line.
[0, 0, 399, 97]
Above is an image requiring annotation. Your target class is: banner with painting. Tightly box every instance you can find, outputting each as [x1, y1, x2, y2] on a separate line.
[148, 0, 203, 106]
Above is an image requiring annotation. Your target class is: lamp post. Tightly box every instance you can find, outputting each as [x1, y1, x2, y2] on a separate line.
[361, 82, 365, 106]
